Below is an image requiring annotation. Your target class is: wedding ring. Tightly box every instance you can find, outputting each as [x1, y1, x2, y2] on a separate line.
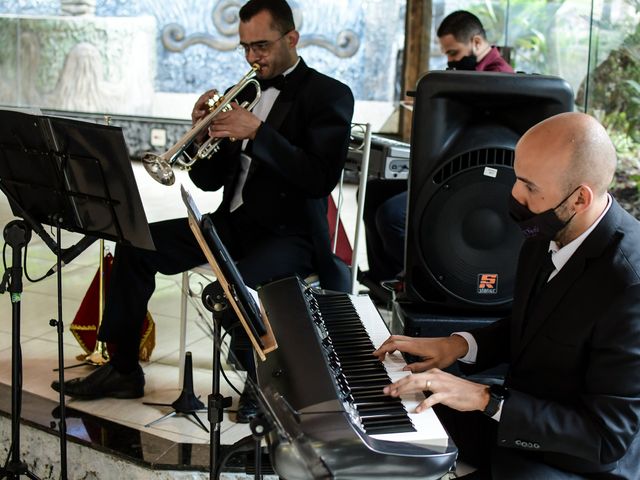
[426, 380, 432, 390]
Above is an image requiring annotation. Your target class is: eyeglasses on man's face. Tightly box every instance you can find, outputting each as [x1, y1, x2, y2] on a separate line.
[237, 31, 290, 56]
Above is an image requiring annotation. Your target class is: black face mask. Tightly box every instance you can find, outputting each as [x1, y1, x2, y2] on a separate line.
[447, 54, 477, 71]
[508, 187, 580, 240]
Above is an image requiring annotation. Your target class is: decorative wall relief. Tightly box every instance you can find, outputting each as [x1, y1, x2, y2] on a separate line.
[0, 11, 156, 115]
[161, 0, 359, 58]
[1, 0, 406, 115]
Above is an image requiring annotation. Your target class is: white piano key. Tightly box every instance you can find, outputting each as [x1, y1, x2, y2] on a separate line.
[347, 294, 449, 446]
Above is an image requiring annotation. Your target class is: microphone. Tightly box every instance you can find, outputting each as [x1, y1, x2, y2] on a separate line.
[46, 235, 99, 277]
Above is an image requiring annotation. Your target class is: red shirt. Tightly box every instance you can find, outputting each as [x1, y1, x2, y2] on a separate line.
[476, 46, 514, 73]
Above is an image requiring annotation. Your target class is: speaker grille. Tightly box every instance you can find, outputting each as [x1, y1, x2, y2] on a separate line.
[433, 148, 515, 185]
[418, 163, 522, 308]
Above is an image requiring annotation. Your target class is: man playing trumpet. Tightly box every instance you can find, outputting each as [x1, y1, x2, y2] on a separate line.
[52, 0, 354, 424]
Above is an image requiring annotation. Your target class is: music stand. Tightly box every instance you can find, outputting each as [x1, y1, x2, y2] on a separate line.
[180, 186, 277, 478]
[0, 108, 154, 480]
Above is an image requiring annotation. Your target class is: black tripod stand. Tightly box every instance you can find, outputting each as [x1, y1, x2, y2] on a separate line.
[0, 221, 41, 480]
[143, 351, 208, 432]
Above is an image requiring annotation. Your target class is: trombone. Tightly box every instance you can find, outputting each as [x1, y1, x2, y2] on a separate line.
[142, 63, 262, 186]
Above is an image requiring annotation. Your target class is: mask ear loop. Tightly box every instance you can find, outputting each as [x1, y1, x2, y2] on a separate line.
[554, 185, 582, 227]
[554, 185, 582, 213]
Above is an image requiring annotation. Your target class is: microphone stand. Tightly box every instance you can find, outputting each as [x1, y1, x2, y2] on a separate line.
[0, 174, 76, 479]
[0, 220, 43, 480]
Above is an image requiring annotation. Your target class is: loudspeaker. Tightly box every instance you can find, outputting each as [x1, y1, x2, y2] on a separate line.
[404, 71, 574, 312]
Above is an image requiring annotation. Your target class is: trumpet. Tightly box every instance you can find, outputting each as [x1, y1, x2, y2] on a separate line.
[142, 63, 262, 186]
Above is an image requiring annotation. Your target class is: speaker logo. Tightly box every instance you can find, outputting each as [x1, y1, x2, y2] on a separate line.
[477, 274, 498, 294]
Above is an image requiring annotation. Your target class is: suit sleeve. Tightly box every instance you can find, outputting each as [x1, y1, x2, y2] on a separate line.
[497, 284, 640, 465]
[187, 140, 239, 192]
[250, 81, 354, 198]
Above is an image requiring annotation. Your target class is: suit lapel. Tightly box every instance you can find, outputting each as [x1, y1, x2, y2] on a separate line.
[516, 253, 586, 356]
[246, 59, 310, 179]
[265, 58, 309, 131]
[512, 199, 623, 361]
[511, 246, 547, 343]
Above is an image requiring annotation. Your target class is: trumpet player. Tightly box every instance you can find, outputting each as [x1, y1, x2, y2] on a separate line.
[52, 0, 354, 424]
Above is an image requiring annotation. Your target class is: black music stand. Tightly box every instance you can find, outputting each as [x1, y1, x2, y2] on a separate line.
[0, 108, 154, 480]
[181, 186, 278, 479]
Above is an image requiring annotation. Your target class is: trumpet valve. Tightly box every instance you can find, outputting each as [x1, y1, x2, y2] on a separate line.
[206, 94, 223, 111]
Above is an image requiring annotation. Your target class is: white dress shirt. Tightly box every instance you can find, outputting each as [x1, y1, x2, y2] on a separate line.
[229, 59, 300, 212]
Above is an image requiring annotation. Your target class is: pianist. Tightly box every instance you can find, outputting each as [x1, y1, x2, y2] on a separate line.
[374, 112, 640, 479]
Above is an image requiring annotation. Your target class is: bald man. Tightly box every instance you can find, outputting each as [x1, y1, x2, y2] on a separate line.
[374, 112, 640, 479]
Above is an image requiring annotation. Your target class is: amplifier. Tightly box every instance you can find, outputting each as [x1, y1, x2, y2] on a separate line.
[347, 134, 410, 180]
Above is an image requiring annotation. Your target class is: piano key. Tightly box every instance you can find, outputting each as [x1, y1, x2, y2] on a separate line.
[322, 293, 450, 445]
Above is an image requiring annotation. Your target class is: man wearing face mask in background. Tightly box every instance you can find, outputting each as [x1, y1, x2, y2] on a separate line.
[373, 112, 640, 479]
[438, 10, 513, 72]
[361, 10, 513, 300]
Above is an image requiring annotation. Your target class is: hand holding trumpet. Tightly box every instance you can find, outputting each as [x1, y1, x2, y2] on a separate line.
[207, 101, 262, 142]
[143, 64, 262, 186]
[192, 89, 261, 142]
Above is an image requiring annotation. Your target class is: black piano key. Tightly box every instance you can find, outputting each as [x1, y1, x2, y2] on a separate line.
[362, 414, 414, 426]
[352, 395, 400, 404]
[311, 290, 422, 438]
[357, 405, 408, 416]
[363, 424, 417, 435]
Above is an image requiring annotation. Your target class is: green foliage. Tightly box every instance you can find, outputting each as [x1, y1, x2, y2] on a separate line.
[469, 0, 567, 73]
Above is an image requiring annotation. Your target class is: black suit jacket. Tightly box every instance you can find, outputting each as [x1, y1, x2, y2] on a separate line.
[465, 198, 640, 478]
[188, 58, 354, 290]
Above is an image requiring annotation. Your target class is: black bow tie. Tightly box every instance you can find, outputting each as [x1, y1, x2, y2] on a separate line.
[258, 74, 286, 91]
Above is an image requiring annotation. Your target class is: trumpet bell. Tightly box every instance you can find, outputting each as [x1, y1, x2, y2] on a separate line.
[142, 153, 175, 186]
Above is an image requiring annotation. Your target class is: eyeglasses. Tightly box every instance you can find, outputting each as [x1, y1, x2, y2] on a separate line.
[237, 31, 290, 56]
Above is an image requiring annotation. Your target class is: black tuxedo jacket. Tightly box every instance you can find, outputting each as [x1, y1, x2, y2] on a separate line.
[465, 199, 640, 478]
[188, 58, 354, 290]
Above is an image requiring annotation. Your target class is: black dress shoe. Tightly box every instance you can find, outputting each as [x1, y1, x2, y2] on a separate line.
[236, 388, 259, 424]
[51, 363, 145, 400]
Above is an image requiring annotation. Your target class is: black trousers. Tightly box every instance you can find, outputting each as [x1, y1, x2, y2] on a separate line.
[98, 207, 315, 373]
[363, 179, 407, 281]
[434, 405, 589, 479]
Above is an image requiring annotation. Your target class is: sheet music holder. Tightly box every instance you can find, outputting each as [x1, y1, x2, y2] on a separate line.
[0, 108, 155, 480]
[181, 185, 277, 361]
[0, 109, 154, 250]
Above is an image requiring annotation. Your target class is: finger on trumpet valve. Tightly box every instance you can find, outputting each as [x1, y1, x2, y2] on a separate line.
[206, 93, 222, 110]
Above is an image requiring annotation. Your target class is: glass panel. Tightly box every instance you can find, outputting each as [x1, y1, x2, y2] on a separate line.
[586, 0, 640, 217]
[0, 0, 405, 124]
[432, 0, 640, 217]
